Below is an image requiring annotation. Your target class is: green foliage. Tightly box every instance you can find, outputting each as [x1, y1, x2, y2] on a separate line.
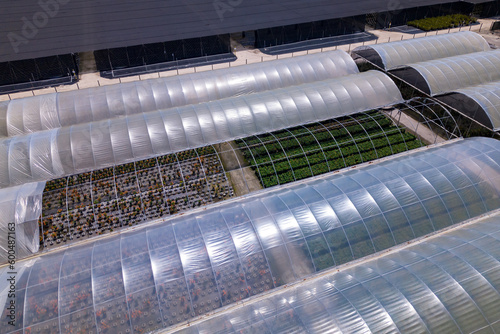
[407, 14, 476, 31]
[238, 112, 424, 189]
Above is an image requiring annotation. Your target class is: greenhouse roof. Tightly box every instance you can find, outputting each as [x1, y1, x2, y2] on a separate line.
[399, 49, 500, 96]
[0, 70, 402, 189]
[447, 81, 500, 132]
[0, 50, 358, 138]
[171, 212, 500, 334]
[353, 31, 490, 70]
[1, 137, 499, 334]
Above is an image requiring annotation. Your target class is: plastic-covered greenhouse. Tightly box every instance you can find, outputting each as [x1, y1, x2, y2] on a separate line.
[353, 31, 490, 70]
[1, 137, 499, 334]
[0, 50, 358, 137]
[0, 182, 44, 262]
[438, 81, 500, 132]
[0, 70, 403, 188]
[173, 212, 500, 334]
[390, 50, 500, 96]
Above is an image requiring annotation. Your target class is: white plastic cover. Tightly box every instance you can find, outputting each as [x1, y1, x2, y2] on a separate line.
[0, 182, 45, 263]
[405, 50, 500, 95]
[354, 31, 490, 70]
[1, 51, 358, 137]
[172, 213, 500, 334]
[0, 137, 499, 333]
[0, 71, 403, 188]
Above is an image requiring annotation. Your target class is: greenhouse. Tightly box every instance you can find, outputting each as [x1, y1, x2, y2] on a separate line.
[173, 212, 500, 334]
[0, 50, 358, 137]
[0, 182, 44, 262]
[1, 137, 499, 334]
[0, 70, 403, 189]
[353, 31, 490, 70]
[389, 49, 500, 95]
[438, 81, 500, 132]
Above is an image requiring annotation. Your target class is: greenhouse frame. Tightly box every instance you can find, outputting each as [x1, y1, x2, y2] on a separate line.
[0, 70, 403, 189]
[0, 50, 358, 138]
[1, 137, 499, 334]
[173, 212, 500, 334]
[353, 31, 490, 70]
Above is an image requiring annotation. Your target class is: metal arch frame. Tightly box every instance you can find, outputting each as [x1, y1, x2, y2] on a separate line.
[314, 121, 348, 169]
[358, 112, 396, 155]
[251, 134, 284, 187]
[205, 144, 239, 200]
[265, 131, 299, 184]
[235, 137, 268, 188]
[211, 142, 252, 195]
[344, 114, 380, 160]
[328, 117, 364, 164]
[280, 129, 315, 181]
[154, 155, 173, 216]
[406, 97, 461, 140]
[298, 124, 331, 172]
[191, 148, 217, 204]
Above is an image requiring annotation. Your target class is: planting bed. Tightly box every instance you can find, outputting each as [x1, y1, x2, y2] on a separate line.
[236, 111, 423, 188]
[39, 146, 234, 249]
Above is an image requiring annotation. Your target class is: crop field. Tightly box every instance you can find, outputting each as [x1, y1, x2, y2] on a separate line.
[39, 146, 234, 249]
[236, 111, 423, 188]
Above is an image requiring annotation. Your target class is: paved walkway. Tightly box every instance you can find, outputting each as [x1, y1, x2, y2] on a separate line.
[0, 19, 497, 102]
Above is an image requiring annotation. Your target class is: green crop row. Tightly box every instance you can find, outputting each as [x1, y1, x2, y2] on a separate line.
[253, 129, 422, 188]
[407, 14, 476, 31]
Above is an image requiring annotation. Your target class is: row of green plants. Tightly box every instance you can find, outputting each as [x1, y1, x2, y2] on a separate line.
[407, 14, 476, 31]
[237, 114, 423, 188]
[242, 119, 396, 165]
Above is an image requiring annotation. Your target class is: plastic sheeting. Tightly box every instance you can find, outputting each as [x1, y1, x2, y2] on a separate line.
[402, 50, 500, 96]
[1, 51, 359, 137]
[0, 182, 45, 264]
[0, 70, 403, 188]
[1, 137, 499, 334]
[354, 31, 490, 70]
[173, 213, 500, 334]
[450, 81, 500, 131]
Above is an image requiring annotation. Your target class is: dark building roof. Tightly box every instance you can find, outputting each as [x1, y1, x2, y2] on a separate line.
[0, 0, 460, 62]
